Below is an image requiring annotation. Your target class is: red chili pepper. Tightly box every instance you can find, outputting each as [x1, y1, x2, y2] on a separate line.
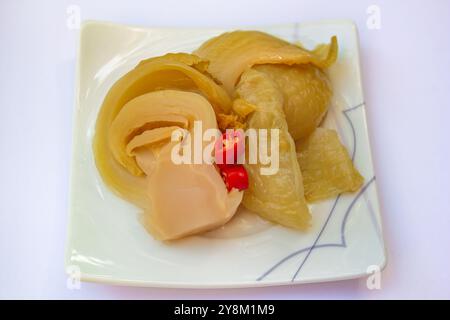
[214, 130, 245, 168]
[220, 165, 249, 191]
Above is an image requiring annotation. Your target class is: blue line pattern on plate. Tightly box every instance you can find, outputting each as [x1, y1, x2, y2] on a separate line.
[257, 102, 371, 282]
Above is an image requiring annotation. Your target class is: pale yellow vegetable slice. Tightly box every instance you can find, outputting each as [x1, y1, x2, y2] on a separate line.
[236, 69, 311, 230]
[255, 64, 332, 140]
[109, 90, 217, 176]
[141, 147, 243, 240]
[126, 126, 182, 156]
[194, 30, 337, 94]
[296, 128, 364, 202]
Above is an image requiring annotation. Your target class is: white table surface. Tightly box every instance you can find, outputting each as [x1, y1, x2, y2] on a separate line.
[1, 0, 449, 299]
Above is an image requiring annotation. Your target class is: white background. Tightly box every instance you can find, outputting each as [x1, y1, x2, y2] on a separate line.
[1, 0, 449, 299]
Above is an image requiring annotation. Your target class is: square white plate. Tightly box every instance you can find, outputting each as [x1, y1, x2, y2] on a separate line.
[66, 20, 386, 287]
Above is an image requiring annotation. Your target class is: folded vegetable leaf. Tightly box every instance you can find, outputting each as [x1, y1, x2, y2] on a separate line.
[236, 69, 311, 230]
[296, 128, 364, 202]
[255, 64, 332, 140]
[194, 31, 337, 94]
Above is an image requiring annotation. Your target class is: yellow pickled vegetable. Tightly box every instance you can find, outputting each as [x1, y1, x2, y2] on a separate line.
[194, 31, 337, 140]
[232, 98, 257, 118]
[296, 128, 364, 202]
[94, 53, 245, 240]
[255, 64, 332, 140]
[194, 31, 337, 94]
[109, 90, 218, 176]
[236, 69, 311, 230]
[93, 53, 231, 208]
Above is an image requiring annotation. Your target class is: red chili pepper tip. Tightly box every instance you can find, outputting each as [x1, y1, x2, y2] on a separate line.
[220, 165, 249, 192]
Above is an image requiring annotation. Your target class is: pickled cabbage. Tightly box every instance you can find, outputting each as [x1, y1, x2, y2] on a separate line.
[255, 64, 332, 140]
[296, 128, 364, 202]
[93, 53, 232, 208]
[194, 31, 337, 94]
[236, 69, 311, 230]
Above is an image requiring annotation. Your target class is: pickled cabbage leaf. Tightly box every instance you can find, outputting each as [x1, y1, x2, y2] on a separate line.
[236, 69, 311, 230]
[255, 64, 332, 140]
[296, 128, 364, 202]
[194, 30, 337, 94]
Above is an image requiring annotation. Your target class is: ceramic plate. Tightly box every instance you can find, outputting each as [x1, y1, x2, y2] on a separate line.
[65, 20, 386, 287]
